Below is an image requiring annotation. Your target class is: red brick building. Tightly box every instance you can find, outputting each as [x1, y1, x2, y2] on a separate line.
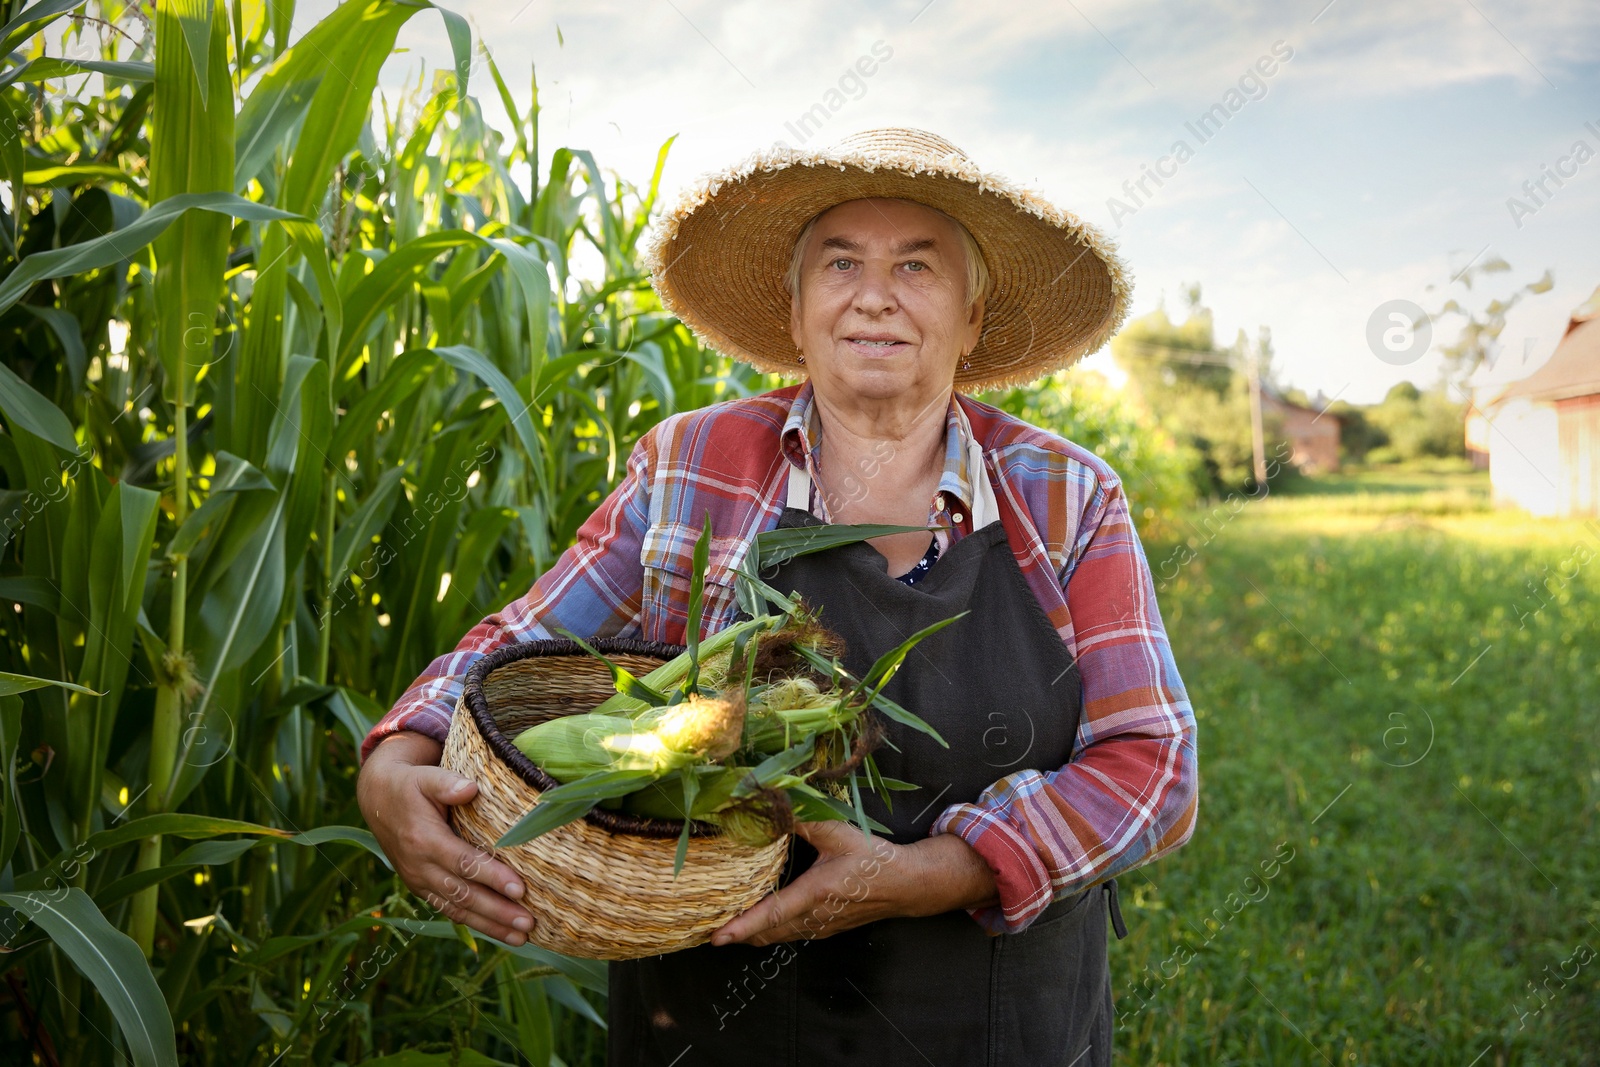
[1261, 388, 1342, 474]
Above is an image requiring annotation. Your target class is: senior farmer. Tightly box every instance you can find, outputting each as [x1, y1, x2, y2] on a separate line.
[357, 128, 1198, 1066]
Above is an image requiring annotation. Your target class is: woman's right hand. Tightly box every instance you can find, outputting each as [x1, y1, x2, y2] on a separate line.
[356, 730, 536, 946]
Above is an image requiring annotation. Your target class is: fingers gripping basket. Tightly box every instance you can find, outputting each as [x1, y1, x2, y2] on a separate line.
[440, 638, 790, 961]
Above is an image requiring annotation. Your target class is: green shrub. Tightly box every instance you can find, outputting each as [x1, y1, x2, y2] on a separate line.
[982, 370, 1202, 539]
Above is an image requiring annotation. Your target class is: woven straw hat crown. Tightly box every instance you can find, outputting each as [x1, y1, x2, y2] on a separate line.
[641, 126, 1133, 391]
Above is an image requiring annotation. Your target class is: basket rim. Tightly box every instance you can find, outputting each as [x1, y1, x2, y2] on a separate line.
[461, 637, 724, 839]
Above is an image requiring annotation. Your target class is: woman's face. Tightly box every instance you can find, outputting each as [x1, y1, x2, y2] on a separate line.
[788, 198, 984, 407]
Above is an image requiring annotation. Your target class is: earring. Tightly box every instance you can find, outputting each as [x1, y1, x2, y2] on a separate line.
[796, 354, 805, 364]
[961, 358, 970, 370]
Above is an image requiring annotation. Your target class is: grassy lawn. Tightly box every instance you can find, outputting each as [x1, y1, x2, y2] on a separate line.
[1119, 467, 1600, 1065]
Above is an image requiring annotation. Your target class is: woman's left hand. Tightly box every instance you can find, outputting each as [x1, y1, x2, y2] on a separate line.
[709, 820, 999, 947]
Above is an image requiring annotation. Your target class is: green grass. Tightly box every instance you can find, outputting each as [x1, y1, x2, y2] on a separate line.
[1120, 470, 1600, 1065]
[1271, 464, 1491, 516]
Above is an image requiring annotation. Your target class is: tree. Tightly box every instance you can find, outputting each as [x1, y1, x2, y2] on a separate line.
[1111, 286, 1288, 495]
[1365, 382, 1467, 462]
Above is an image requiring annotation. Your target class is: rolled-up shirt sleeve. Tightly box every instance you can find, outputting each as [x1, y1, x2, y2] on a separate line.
[929, 469, 1199, 935]
[358, 426, 658, 765]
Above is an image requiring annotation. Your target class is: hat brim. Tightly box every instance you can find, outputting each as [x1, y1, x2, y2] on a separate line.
[641, 135, 1134, 391]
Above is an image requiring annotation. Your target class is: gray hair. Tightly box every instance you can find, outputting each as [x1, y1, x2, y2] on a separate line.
[784, 201, 990, 315]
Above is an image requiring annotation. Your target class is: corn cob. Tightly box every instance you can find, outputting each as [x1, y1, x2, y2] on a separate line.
[513, 713, 679, 780]
[640, 691, 747, 761]
[514, 692, 748, 783]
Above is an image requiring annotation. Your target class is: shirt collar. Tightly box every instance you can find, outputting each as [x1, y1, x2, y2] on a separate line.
[780, 380, 978, 520]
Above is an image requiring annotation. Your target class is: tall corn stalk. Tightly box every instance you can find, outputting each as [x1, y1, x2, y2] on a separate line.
[0, 1, 769, 1063]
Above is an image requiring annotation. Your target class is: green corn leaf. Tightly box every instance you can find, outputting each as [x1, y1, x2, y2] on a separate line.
[326, 687, 383, 755]
[328, 465, 404, 591]
[0, 576, 59, 612]
[285, 824, 393, 871]
[0, 670, 99, 698]
[166, 0, 213, 105]
[274, 0, 471, 217]
[436, 2, 472, 111]
[0, 888, 177, 1067]
[733, 734, 816, 797]
[684, 511, 712, 692]
[275, 0, 417, 216]
[791, 641, 951, 748]
[732, 621, 757, 695]
[19, 162, 146, 195]
[859, 611, 970, 694]
[435, 344, 550, 513]
[171, 490, 288, 805]
[233, 30, 325, 189]
[328, 348, 441, 458]
[0, 193, 300, 318]
[284, 218, 342, 359]
[751, 522, 934, 570]
[731, 558, 802, 619]
[0, 0, 90, 56]
[551, 627, 669, 707]
[21, 306, 88, 390]
[335, 230, 483, 374]
[84, 825, 387, 908]
[343, 1046, 512, 1066]
[0, 57, 154, 87]
[0, 361, 79, 452]
[495, 768, 657, 848]
[485, 236, 552, 383]
[152, 0, 235, 405]
[568, 149, 621, 264]
[849, 771, 871, 840]
[672, 767, 702, 878]
[545, 974, 608, 1028]
[14, 816, 292, 891]
[375, 918, 609, 994]
[51, 484, 160, 834]
[334, 234, 545, 405]
[1, 96, 24, 242]
[0, 696, 20, 872]
[93, 838, 262, 907]
[784, 782, 891, 834]
[864, 689, 948, 748]
[165, 451, 273, 560]
[434, 506, 520, 640]
[498, 955, 553, 1067]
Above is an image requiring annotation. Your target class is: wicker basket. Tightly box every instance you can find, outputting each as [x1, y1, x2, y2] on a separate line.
[440, 638, 790, 960]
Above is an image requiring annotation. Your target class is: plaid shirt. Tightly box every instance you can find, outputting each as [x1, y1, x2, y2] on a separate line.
[362, 381, 1198, 934]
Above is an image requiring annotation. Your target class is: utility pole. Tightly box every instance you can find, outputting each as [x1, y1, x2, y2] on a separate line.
[1246, 334, 1267, 486]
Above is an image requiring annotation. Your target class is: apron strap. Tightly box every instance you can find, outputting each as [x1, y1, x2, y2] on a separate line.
[787, 456, 812, 512]
[965, 434, 1000, 531]
[783, 408, 1002, 530]
[1103, 878, 1128, 940]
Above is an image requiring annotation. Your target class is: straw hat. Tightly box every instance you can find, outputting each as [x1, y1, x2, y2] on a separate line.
[640, 127, 1133, 391]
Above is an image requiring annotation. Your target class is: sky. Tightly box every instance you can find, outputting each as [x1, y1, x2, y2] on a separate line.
[293, 0, 1600, 405]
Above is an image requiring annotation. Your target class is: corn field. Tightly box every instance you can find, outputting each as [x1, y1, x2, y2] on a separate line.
[0, 0, 780, 1062]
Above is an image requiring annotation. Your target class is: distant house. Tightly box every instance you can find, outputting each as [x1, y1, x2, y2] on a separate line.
[1468, 288, 1600, 517]
[1261, 387, 1342, 474]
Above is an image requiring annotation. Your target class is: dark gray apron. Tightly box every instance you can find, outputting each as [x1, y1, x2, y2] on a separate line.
[609, 454, 1124, 1066]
